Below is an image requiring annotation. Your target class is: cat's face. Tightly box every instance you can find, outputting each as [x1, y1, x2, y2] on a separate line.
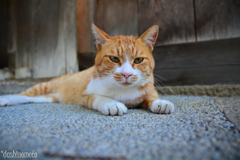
[92, 24, 159, 88]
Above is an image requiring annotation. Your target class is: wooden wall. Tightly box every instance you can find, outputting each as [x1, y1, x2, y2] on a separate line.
[1, 0, 240, 85]
[7, 0, 78, 78]
[195, 0, 240, 41]
[77, 0, 240, 85]
[0, 0, 8, 69]
[78, 0, 240, 48]
[153, 38, 240, 85]
[138, 0, 196, 45]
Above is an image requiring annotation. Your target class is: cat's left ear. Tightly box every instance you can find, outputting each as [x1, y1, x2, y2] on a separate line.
[92, 23, 111, 51]
[139, 25, 159, 52]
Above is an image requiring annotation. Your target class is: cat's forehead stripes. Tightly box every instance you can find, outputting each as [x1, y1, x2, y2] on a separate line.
[109, 36, 144, 59]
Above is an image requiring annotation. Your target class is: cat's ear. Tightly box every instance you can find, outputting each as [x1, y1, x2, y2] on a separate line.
[139, 25, 159, 52]
[92, 23, 111, 51]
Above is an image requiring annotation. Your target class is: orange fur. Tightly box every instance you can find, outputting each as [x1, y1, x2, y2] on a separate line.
[2, 24, 175, 115]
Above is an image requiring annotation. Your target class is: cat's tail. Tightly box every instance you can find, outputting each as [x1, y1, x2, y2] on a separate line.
[20, 82, 54, 97]
[20, 74, 72, 97]
[0, 80, 59, 106]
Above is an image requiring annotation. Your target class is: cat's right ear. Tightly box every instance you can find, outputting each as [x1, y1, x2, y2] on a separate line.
[92, 24, 111, 51]
[139, 25, 159, 52]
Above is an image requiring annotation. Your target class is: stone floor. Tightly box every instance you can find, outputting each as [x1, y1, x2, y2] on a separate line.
[0, 94, 240, 160]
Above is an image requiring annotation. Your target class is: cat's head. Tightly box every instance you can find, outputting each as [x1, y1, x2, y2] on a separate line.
[92, 24, 158, 88]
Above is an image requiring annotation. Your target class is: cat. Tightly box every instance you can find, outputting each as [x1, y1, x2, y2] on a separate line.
[0, 24, 174, 116]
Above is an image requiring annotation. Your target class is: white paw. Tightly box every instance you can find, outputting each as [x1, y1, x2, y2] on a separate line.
[150, 100, 174, 114]
[0, 96, 15, 106]
[99, 102, 128, 116]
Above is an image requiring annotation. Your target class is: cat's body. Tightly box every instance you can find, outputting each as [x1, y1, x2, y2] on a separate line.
[0, 24, 174, 116]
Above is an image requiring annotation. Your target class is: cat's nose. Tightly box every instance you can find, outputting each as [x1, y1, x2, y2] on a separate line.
[122, 73, 132, 79]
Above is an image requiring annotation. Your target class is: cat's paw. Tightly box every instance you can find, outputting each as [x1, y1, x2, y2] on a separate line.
[150, 100, 174, 114]
[0, 96, 14, 106]
[99, 102, 127, 116]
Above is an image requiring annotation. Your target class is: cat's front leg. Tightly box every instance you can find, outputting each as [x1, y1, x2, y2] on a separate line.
[144, 90, 174, 114]
[90, 95, 128, 116]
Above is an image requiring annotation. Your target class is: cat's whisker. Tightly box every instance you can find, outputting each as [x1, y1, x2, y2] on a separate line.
[80, 64, 90, 69]
[153, 76, 165, 87]
[153, 80, 160, 87]
[153, 74, 166, 81]
[154, 78, 165, 87]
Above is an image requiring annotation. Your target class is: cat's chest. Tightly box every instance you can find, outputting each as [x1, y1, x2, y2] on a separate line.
[84, 78, 146, 106]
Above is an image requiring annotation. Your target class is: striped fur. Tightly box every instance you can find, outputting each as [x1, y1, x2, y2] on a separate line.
[0, 24, 174, 115]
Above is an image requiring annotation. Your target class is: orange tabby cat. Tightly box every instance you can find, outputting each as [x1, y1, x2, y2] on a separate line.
[0, 24, 174, 115]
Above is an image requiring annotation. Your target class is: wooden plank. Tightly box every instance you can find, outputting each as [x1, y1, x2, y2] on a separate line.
[0, 41, 8, 69]
[97, 0, 138, 37]
[59, 0, 78, 75]
[15, 0, 33, 69]
[77, 0, 96, 54]
[7, 0, 17, 54]
[153, 38, 240, 85]
[138, 0, 196, 45]
[14, 0, 78, 78]
[30, 0, 63, 78]
[155, 66, 240, 86]
[195, 0, 240, 41]
[0, 0, 8, 69]
[7, 0, 17, 70]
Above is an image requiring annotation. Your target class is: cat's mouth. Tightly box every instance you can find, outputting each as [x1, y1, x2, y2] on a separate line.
[121, 82, 132, 87]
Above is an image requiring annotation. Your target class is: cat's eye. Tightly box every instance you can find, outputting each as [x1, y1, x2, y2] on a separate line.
[110, 56, 120, 63]
[134, 58, 144, 64]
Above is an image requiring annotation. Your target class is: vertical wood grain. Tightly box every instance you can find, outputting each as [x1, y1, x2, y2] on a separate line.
[77, 0, 96, 54]
[30, 0, 63, 78]
[97, 0, 138, 37]
[138, 0, 196, 45]
[195, 0, 240, 41]
[15, 0, 33, 69]
[0, 0, 8, 69]
[62, 0, 79, 75]
[13, 0, 78, 78]
[7, 0, 17, 70]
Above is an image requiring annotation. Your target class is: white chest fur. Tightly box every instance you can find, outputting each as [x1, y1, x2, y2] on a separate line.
[84, 77, 146, 105]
